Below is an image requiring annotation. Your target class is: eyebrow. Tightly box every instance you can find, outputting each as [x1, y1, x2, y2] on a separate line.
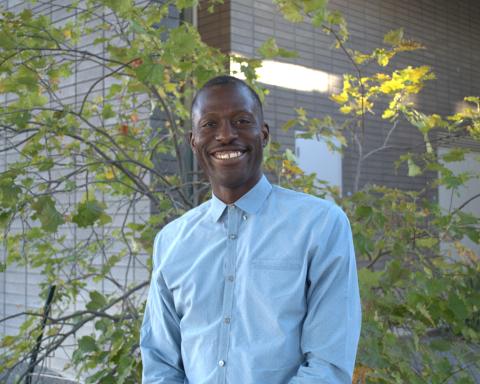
[198, 109, 255, 117]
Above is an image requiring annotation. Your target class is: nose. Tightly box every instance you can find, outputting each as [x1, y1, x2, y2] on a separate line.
[215, 119, 238, 144]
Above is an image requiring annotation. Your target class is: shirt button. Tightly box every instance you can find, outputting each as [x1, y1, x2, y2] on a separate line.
[224, 317, 231, 324]
[242, 214, 247, 221]
[229, 234, 237, 240]
[218, 360, 225, 367]
[227, 275, 234, 282]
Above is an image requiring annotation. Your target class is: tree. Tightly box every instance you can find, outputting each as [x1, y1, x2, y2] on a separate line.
[269, 2, 480, 382]
[0, 0, 479, 383]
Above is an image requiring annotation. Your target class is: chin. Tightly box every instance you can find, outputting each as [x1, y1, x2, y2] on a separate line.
[213, 175, 249, 190]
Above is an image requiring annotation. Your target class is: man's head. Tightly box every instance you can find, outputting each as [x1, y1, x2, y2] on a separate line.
[190, 76, 269, 202]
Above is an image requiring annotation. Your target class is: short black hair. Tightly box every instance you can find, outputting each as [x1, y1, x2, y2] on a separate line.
[191, 75, 263, 119]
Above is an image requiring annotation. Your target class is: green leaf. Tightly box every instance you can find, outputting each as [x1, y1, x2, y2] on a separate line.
[100, 0, 132, 14]
[282, 119, 297, 131]
[448, 293, 469, 322]
[86, 290, 108, 311]
[0, 180, 22, 208]
[358, 268, 381, 289]
[384, 28, 404, 46]
[303, 0, 328, 14]
[135, 60, 164, 84]
[72, 199, 106, 228]
[442, 148, 468, 163]
[37, 157, 55, 171]
[107, 83, 123, 98]
[176, 0, 197, 9]
[277, 2, 304, 23]
[465, 227, 479, 244]
[0, 335, 16, 347]
[0, 31, 15, 49]
[31, 196, 65, 232]
[429, 339, 451, 352]
[78, 335, 98, 353]
[94, 318, 110, 332]
[407, 158, 422, 177]
[311, 8, 326, 27]
[416, 237, 438, 248]
[355, 205, 373, 219]
[258, 37, 298, 59]
[101, 104, 115, 120]
[258, 38, 277, 59]
[326, 10, 344, 25]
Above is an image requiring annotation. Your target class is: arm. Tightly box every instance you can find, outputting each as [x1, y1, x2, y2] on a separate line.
[289, 205, 361, 383]
[140, 233, 185, 383]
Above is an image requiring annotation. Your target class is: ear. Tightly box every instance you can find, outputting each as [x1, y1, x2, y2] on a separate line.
[261, 122, 269, 147]
[189, 131, 196, 152]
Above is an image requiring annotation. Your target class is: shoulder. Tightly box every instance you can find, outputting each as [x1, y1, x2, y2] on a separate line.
[163, 200, 209, 235]
[270, 184, 351, 232]
[271, 184, 343, 215]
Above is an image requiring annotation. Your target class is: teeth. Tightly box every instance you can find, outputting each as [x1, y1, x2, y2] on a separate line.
[214, 151, 243, 160]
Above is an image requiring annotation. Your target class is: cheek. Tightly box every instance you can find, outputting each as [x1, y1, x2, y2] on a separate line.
[191, 135, 206, 152]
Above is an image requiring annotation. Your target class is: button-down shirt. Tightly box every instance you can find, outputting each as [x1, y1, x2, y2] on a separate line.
[140, 175, 361, 384]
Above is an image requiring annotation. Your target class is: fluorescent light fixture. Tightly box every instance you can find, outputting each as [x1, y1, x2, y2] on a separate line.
[230, 54, 339, 93]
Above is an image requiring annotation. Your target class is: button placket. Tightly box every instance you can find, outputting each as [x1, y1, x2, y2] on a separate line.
[217, 205, 240, 382]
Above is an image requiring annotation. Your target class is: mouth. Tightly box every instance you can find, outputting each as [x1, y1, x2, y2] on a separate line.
[210, 149, 247, 161]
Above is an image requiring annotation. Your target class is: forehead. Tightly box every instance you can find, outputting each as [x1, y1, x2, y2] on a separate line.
[193, 84, 259, 118]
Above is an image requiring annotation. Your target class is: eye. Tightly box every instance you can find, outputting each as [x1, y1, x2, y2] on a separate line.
[201, 120, 216, 129]
[233, 118, 252, 127]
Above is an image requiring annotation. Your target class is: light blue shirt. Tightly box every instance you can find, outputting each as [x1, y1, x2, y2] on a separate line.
[140, 175, 361, 384]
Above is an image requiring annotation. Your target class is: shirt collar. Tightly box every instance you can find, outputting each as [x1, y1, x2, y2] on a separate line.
[208, 175, 272, 222]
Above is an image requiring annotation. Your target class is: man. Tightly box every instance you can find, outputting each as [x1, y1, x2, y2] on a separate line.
[140, 76, 361, 383]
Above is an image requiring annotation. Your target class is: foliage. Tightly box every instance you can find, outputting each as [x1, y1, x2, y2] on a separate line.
[274, 2, 480, 382]
[0, 1, 479, 384]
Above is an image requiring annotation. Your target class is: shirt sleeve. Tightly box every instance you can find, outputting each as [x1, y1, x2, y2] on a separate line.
[288, 205, 362, 384]
[140, 232, 186, 384]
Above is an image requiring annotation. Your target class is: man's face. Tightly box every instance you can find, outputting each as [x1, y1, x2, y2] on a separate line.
[190, 83, 269, 196]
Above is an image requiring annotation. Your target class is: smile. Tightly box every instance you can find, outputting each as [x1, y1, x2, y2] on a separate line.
[212, 150, 245, 160]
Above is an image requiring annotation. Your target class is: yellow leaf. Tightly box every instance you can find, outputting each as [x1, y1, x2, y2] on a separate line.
[425, 114, 442, 128]
[105, 168, 115, 180]
[340, 105, 352, 114]
[330, 92, 348, 104]
[165, 82, 177, 93]
[63, 29, 72, 39]
[353, 52, 371, 65]
[379, 78, 403, 93]
[382, 109, 395, 119]
[377, 54, 389, 67]
[282, 160, 303, 175]
[402, 66, 431, 83]
[375, 73, 390, 81]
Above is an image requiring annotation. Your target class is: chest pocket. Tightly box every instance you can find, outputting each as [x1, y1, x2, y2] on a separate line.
[249, 257, 303, 300]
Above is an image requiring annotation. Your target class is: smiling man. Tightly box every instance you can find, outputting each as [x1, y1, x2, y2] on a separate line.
[140, 76, 361, 384]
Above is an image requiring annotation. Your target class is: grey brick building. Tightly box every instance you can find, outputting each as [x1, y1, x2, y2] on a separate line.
[199, 0, 480, 195]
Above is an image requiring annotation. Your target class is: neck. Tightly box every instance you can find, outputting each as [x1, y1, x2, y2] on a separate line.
[212, 174, 262, 205]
